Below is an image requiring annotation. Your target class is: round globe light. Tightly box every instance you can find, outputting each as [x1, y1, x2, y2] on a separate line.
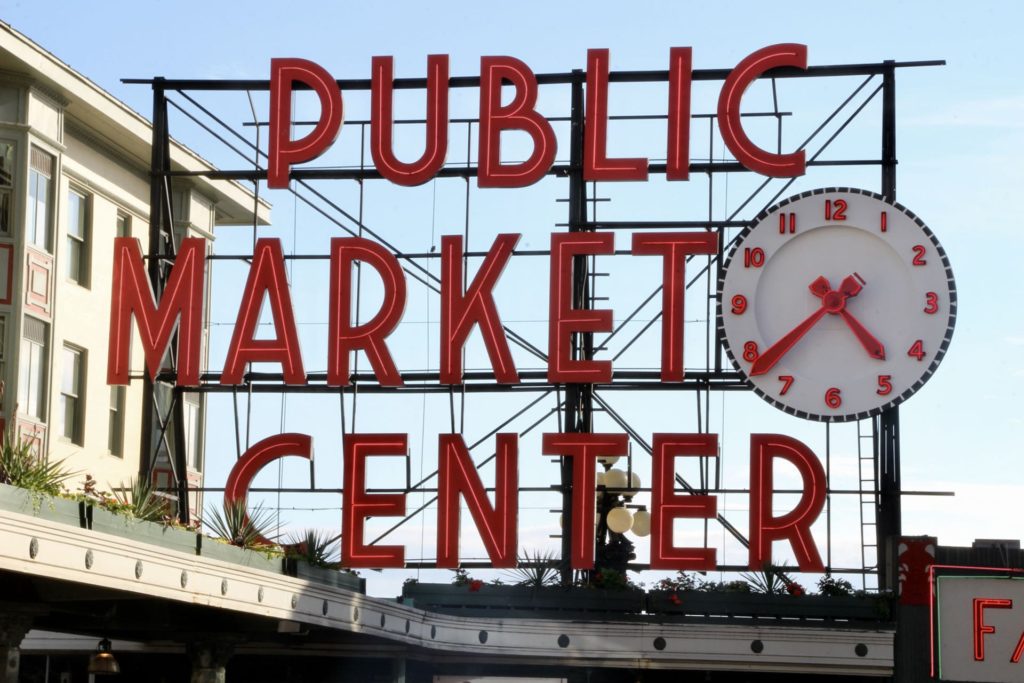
[606, 506, 634, 534]
[604, 468, 628, 491]
[598, 454, 620, 467]
[631, 509, 651, 537]
[626, 471, 643, 497]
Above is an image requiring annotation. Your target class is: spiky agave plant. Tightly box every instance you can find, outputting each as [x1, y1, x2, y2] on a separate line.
[0, 429, 74, 496]
[741, 562, 795, 595]
[110, 477, 168, 522]
[205, 499, 278, 549]
[505, 549, 561, 588]
[284, 528, 340, 568]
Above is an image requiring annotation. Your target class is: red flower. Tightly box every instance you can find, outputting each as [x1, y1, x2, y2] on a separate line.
[670, 593, 682, 605]
[786, 582, 805, 597]
[469, 579, 484, 592]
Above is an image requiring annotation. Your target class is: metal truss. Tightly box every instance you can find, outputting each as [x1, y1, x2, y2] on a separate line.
[134, 57, 941, 588]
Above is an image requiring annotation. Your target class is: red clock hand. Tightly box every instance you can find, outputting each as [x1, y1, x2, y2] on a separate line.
[839, 310, 886, 359]
[750, 273, 881, 376]
[750, 300, 829, 376]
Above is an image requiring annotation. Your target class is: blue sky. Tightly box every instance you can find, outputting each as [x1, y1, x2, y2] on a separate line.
[6, 1, 1022, 595]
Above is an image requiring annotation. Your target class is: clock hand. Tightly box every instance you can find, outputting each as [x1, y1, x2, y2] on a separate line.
[839, 309, 886, 359]
[750, 273, 875, 376]
[750, 301, 829, 376]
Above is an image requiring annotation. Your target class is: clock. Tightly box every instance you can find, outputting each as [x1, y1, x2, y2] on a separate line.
[717, 187, 956, 422]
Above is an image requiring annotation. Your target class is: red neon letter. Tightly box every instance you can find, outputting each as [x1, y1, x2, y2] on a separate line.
[440, 233, 520, 384]
[342, 433, 407, 568]
[748, 433, 826, 571]
[666, 47, 693, 180]
[548, 232, 614, 383]
[632, 232, 718, 381]
[328, 237, 406, 386]
[584, 49, 647, 181]
[436, 433, 518, 568]
[542, 433, 627, 569]
[268, 58, 343, 189]
[371, 55, 449, 186]
[650, 433, 718, 570]
[1012, 629, 1024, 664]
[973, 598, 1013, 661]
[223, 433, 312, 547]
[221, 239, 305, 385]
[718, 44, 807, 178]
[478, 56, 557, 188]
[108, 237, 204, 386]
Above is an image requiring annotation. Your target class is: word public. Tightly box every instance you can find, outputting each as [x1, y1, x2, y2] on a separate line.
[267, 43, 810, 189]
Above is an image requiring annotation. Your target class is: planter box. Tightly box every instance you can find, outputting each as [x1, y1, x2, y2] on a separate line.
[84, 504, 200, 555]
[645, 590, 891, 622]
[0, 482, 86, 527]
[283, 558, 365, 593]
[402, 583, 645, 617]
[196, 535, 284, 573]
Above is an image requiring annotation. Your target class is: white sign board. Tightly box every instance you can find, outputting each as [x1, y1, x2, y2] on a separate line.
[935, 575, 1024, 682]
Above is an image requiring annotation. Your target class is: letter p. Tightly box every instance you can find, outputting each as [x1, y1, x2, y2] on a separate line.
[268, 58, 343, 188]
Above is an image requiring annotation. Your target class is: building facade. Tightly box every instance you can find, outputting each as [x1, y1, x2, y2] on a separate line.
[0, 20, 267, 514]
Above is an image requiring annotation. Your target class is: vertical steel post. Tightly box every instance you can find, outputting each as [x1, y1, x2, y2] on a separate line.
[876, 60, 900, 592]
[140, 79, 166, 481]
[145, 78, 191, 524]
[559, 70, 588, 586]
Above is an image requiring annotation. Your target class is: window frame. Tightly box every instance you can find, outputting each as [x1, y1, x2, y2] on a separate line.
[66, 186, 91, 287]
[107, 385, 125, 458]
[0, 140, 15, 237]
[27, 147, 54, 252]
[60, 344, 86, 446]
[17, 317, 48, 422]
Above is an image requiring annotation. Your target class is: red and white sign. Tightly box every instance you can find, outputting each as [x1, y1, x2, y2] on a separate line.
[932, 570, 1024, 682]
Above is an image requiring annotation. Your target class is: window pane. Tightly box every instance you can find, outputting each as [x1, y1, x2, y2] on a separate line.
[66, 239, 81, 282]
[61, 395, 77, 441]
[0, 143, 11, 235]
[61, 346, 83, 444]
[67, 191, 84, 238]
[108, 386, 125, 457]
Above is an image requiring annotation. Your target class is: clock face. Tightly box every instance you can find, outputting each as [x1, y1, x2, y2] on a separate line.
[718, 188, 956, 422]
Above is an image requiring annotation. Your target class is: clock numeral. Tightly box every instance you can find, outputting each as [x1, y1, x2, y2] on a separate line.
[825, 199, 847, 221]
[742, 341, 759, 363]
[778, 213, 796, 234]
[778, 375, 794, 395]
[730, 294, 748, 315]
[743, 247, 765, 268]
[907, 340, 926, 361]
[924, 292, 939, 314]
[876, 375, 893, 396]
[911, 244, 928, 266]
[825, 387, 842, 409]
[880, 211, 888, 233]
